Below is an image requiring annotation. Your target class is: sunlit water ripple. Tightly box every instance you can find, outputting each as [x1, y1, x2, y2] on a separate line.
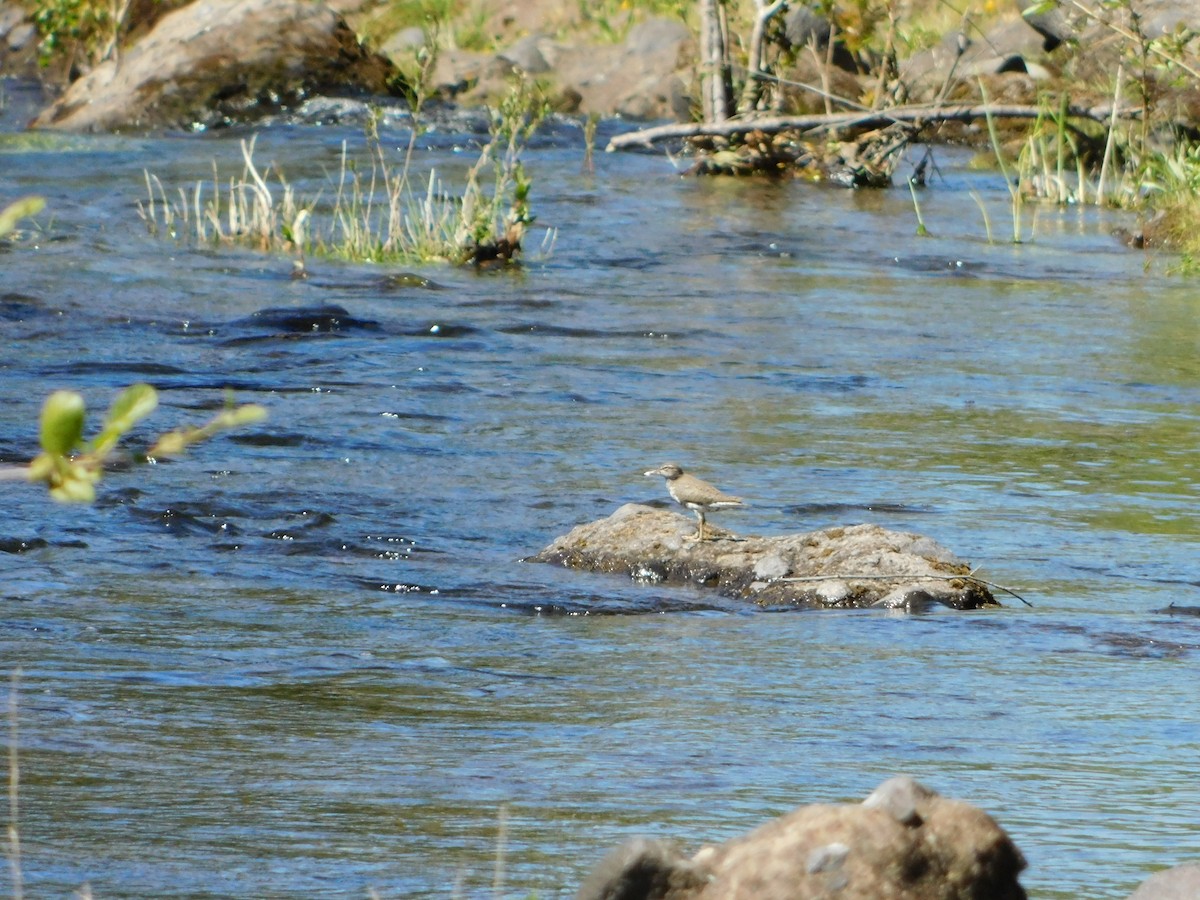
[2, 79, 1200, 898]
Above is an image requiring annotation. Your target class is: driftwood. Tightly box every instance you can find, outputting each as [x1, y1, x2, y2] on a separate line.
[606, 102, 1139, 151]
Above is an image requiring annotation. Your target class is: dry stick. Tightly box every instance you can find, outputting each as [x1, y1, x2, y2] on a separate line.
[776, 573, 1032, 607]
[821, 23, 836, 116]
[872, 3, 900, 111]
[1066, 0, 1200, 82]
[933, 25, 971, 109]
[606, 102, 1139, 151]
[744, 66, 868, 113]
[737, 0, 788, 115]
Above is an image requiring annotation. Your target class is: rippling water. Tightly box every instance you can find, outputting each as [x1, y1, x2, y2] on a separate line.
[3, 78, 1200, 898]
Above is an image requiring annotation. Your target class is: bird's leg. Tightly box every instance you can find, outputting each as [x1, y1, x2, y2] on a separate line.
[696, 509, 707, 542]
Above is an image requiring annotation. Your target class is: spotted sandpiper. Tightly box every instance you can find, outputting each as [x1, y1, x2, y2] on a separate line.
[644, 463, 745, 542]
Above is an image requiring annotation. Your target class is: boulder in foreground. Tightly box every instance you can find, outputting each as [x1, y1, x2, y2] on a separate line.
[1127, 862, 1200, 899]
[576, 776, 1027, 900]
[528, 504, 997, 610]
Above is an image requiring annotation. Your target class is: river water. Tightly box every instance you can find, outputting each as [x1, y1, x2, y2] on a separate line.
[2, 79, 1200, 899]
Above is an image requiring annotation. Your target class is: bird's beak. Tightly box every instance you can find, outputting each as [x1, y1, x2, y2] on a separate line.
[643, 468, 660, 477]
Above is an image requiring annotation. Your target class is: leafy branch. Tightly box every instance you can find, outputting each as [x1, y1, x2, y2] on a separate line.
[0, 197, 45, 239]
[3, 384, 267, 503]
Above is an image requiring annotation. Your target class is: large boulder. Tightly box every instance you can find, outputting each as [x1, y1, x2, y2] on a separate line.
[424, 16, 695, 120]
[0, 2, 39, 79]
[31, 0, 396, 132]
[528, 504, 999, 610]
[1127, 863, 1200, 899]
[576, 776, 1028, 900]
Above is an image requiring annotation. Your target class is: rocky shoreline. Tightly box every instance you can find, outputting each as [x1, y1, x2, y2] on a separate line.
[1, 0, 1196, 134]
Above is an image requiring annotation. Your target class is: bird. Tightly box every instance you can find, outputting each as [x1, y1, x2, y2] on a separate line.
[644, 463, 745, 542]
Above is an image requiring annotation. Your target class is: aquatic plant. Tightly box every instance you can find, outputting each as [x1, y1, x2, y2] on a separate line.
[139, 77, 550, 266]
[980, 82, 1024, 244]
[1138, 142, 1200, 270]
[1, 384, 267, 503]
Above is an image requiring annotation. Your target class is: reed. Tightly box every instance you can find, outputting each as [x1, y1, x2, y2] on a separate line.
[138, 79, 549, 267]
[907, 178, 928, 236]
[979, 82, 1023, 244]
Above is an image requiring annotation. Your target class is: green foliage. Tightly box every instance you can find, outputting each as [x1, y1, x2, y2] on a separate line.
[93, 382, 159, 455]
[0, 197, 44, 239]
[39, 390, 89, 456]
[24, 384, 267, 504]
[139, 77, 550, 266]
[979, 81, 1024, 244]
[28, 385, 153, 503]
[27, 391, 97, 503]
[1140, 142, 1200, 271]
[148, 398, 268, 458]
[25, 0, 142, 70]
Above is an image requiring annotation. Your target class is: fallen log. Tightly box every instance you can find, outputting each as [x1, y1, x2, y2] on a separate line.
[605, 102, 1139, 151]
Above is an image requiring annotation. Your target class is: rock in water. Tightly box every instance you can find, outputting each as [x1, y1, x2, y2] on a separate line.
[576, 776, 1027, 900]
[528, 504, 998, 610]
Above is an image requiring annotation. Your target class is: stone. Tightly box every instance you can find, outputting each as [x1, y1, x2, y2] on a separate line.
[431, 14, 697, 120]
[528, 504, 998, 610]
[30, 0, 396, 132]
[1127, 863, 1200, 899]
[575, 839, 711, 900]
[862, 775, 933, 826]
[576, 778, 1027, 900]
[782, 5, 859, 72]
[5, 19, 31, 51]
[900, 18, 1052, 102]
[499, 33, 555, 75]
[624, 17, 692, 59]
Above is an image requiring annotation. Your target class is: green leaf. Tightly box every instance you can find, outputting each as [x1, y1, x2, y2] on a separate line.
[220, 403, 268, 428]
[93, 382, 158, 455]
[39, 390, 86, 456]
[0, 196, 45, 238]
[145, 403, 268, 458]
[50, 468, 97, 504]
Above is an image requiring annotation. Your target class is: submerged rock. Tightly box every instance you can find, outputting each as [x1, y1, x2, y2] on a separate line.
[576, 776, 1027, 900]
[31, 0, 396, 132]
[528, 504, 998, 610]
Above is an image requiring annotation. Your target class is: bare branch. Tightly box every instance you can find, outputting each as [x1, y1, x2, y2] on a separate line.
[606, 102, 1141, 152]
